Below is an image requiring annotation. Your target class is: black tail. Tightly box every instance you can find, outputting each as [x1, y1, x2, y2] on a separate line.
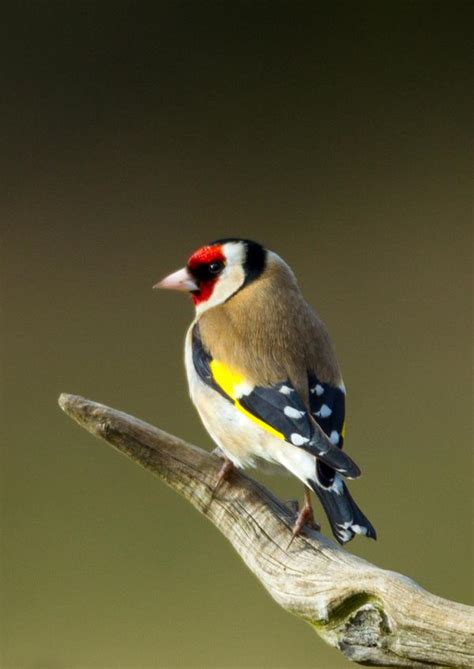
[309, 475, 377, 545]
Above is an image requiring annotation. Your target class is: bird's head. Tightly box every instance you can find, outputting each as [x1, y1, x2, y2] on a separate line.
[154, 239, 267, 314]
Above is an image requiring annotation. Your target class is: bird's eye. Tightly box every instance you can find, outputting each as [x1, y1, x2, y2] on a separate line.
[208, 261, 224, 274]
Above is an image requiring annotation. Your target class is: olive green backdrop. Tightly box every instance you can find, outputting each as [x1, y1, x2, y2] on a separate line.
[2, 2, 472, 668]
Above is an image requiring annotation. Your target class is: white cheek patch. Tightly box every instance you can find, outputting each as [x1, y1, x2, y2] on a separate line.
[195, 242, 247, 314]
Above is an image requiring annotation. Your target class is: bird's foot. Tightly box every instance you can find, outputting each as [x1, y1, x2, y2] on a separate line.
[287, 492, 320, 548]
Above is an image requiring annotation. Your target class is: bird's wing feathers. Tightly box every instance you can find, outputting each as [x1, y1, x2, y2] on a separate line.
[307, 373, 349, 487]
[192, 325, 360, 479]
[307, 374, 346, 448]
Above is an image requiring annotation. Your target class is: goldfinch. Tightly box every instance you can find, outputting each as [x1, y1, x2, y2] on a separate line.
[155, 239, 376, 544]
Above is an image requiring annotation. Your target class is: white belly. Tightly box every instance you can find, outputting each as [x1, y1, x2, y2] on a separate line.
[184, 325, 316, 483]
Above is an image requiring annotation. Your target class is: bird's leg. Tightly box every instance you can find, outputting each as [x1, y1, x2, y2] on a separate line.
[216, 456, 234, 489]
[211, 447, 235, 488]
[288, 487, 320, 547]
[211, 448, 234, 491]
[205, 456, 234, 512]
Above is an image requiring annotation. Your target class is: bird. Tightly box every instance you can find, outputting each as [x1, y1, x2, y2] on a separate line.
[154, 238, 376, 545]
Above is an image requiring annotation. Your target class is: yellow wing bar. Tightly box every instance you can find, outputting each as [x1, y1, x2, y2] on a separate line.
[209, 359, 285, 440]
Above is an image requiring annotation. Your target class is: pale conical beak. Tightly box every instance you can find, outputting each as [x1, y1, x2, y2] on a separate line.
[153, 267, 198, 292]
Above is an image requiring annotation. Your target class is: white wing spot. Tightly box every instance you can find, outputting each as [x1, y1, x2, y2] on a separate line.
[279, 385, 294, 395]
[311, 384, 325, 396]
[284, 406, 305, 419]
[290, 433, 310, 446]
[329, 430, 340, 445]
[316, 404, 332, 418]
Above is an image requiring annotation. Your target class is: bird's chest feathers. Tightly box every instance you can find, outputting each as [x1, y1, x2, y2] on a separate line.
[195, 294, 297, 387]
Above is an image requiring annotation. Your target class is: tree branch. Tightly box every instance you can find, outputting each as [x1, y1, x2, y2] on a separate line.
[58, 393, 473, 668]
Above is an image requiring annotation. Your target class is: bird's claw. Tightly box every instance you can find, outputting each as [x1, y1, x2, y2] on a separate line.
[287, 500, 320, 549]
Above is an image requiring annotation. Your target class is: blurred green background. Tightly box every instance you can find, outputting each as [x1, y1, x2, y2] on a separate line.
[2, 2, 472, 668]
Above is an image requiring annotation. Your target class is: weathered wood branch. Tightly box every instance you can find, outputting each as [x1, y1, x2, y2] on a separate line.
[58, 393, 473, 668]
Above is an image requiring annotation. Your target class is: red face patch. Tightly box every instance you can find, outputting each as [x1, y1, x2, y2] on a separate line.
[187, 244, 225, 305]
[187, 245, 225, 270]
